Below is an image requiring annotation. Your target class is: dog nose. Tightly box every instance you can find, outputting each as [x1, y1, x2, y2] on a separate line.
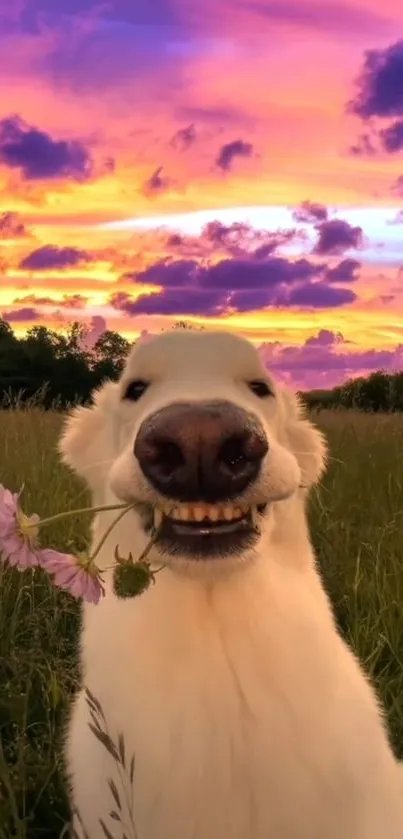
[134, 400, 268, 502]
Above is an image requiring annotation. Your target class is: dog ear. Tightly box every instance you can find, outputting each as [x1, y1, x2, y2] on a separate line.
[59, 380, 119, 496]
[280, 388, 328, 487]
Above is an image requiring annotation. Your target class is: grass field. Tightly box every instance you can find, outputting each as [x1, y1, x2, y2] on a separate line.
[1, 407, 403, 838]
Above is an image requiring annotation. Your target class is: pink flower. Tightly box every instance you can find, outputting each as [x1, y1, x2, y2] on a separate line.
[0, 485, 41, 569]
[0, 485, 18, 536]
[41, 549, 105, 604]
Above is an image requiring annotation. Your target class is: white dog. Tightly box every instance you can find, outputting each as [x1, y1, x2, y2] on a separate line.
[60, 330, 403, 839]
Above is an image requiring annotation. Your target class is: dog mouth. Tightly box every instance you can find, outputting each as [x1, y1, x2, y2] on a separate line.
[146, 501, 268, 560]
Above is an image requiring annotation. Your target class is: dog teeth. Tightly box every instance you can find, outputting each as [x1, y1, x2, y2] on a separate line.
[179, 506, 191, 521]
[153, 502, 249, 524]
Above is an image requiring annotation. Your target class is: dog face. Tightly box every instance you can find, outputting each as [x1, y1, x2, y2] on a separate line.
[60, 331, 327, 566]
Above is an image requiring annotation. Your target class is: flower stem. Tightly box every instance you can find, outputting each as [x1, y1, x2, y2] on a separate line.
[35, 503, 131, 529]
[90, 506, 135, 563]
[136, 526, 162, 564]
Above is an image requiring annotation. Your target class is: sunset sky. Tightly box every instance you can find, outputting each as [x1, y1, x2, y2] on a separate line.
[1, 0, 403, 388]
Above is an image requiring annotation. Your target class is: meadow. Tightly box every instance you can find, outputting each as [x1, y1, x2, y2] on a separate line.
[1, 407, 403, 838]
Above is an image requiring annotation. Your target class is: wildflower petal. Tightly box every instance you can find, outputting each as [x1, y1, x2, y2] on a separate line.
[1, 531, 39, 568]
[0, 485, 18, 510]
[0, 486, 18, 537]
[71, 570, 90, 599]
[39, 548, 70, 572]
[54, 565, 79, 588]
[1, 532, 23, 559]
[87, 577, 103, 604]
[18, 540, 40, 569]
[40, 548, 104, 605]
[0, 486, 41, 569]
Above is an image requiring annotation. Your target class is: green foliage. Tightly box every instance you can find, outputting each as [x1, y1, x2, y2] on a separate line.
[1, 409, 403, 836]
[304, 370, 403, 412]
[0, 319, 207, 409]
[0, 319, 131, 409]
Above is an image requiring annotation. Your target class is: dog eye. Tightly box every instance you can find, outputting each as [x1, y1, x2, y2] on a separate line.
[123, 380, 149, 401]
[247, 380, 273, 398]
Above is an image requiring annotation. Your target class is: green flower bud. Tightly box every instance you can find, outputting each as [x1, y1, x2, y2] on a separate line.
[113, 561, 154, 599]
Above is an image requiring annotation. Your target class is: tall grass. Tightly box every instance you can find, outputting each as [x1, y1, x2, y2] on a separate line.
[0, 408, 402, 837]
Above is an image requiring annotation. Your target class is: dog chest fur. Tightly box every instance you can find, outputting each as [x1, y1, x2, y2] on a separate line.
[67, 552, 403, 839]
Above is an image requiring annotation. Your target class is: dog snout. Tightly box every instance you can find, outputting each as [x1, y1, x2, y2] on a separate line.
[133, 400, 268, 502]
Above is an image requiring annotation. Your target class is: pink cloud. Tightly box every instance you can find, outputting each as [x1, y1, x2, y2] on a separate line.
[80, 315, 107, 349]
[258, 329, 403, 390]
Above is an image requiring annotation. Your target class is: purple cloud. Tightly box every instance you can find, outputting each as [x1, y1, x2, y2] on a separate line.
[215, 139, 253, 172]
[165, 221, 300, 261]
[228, 284, 355, 311]
[0, 212, 27, 239]
[170, 124, 196, 151]
[292, 200, 328, 224]
[349, 40, 403, 120]
[200, 256, 320, 289]
[20, 245, 92, 270]
[142, 166, 172, 196]
[314, 219, 363, 255]
[0, 115, 93, 181]
[132, 255, 322, 292]
[347, 41, 403, 158]
[285, 283, 355, 308]
[325, 258, 361, 283]
[111, 289, 227, 317]
[228, 289, 278, 312]
[2, 307, 40, 322]
[304, 329, 345, 348]
[111, 278, 356, 315]
[112, 247, 358, 316]
[129, 260, 200, 288]
[379, 119, 403, 152]
[352, 119, 403, 156]
[204, 220, 298, 258]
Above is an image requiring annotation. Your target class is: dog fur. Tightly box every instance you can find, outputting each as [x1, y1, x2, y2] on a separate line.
[60, 330, 403, 839]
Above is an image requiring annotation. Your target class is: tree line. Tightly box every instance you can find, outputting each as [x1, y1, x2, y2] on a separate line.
[0, 318, 402, 412]
[302, 370, 403, 413]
